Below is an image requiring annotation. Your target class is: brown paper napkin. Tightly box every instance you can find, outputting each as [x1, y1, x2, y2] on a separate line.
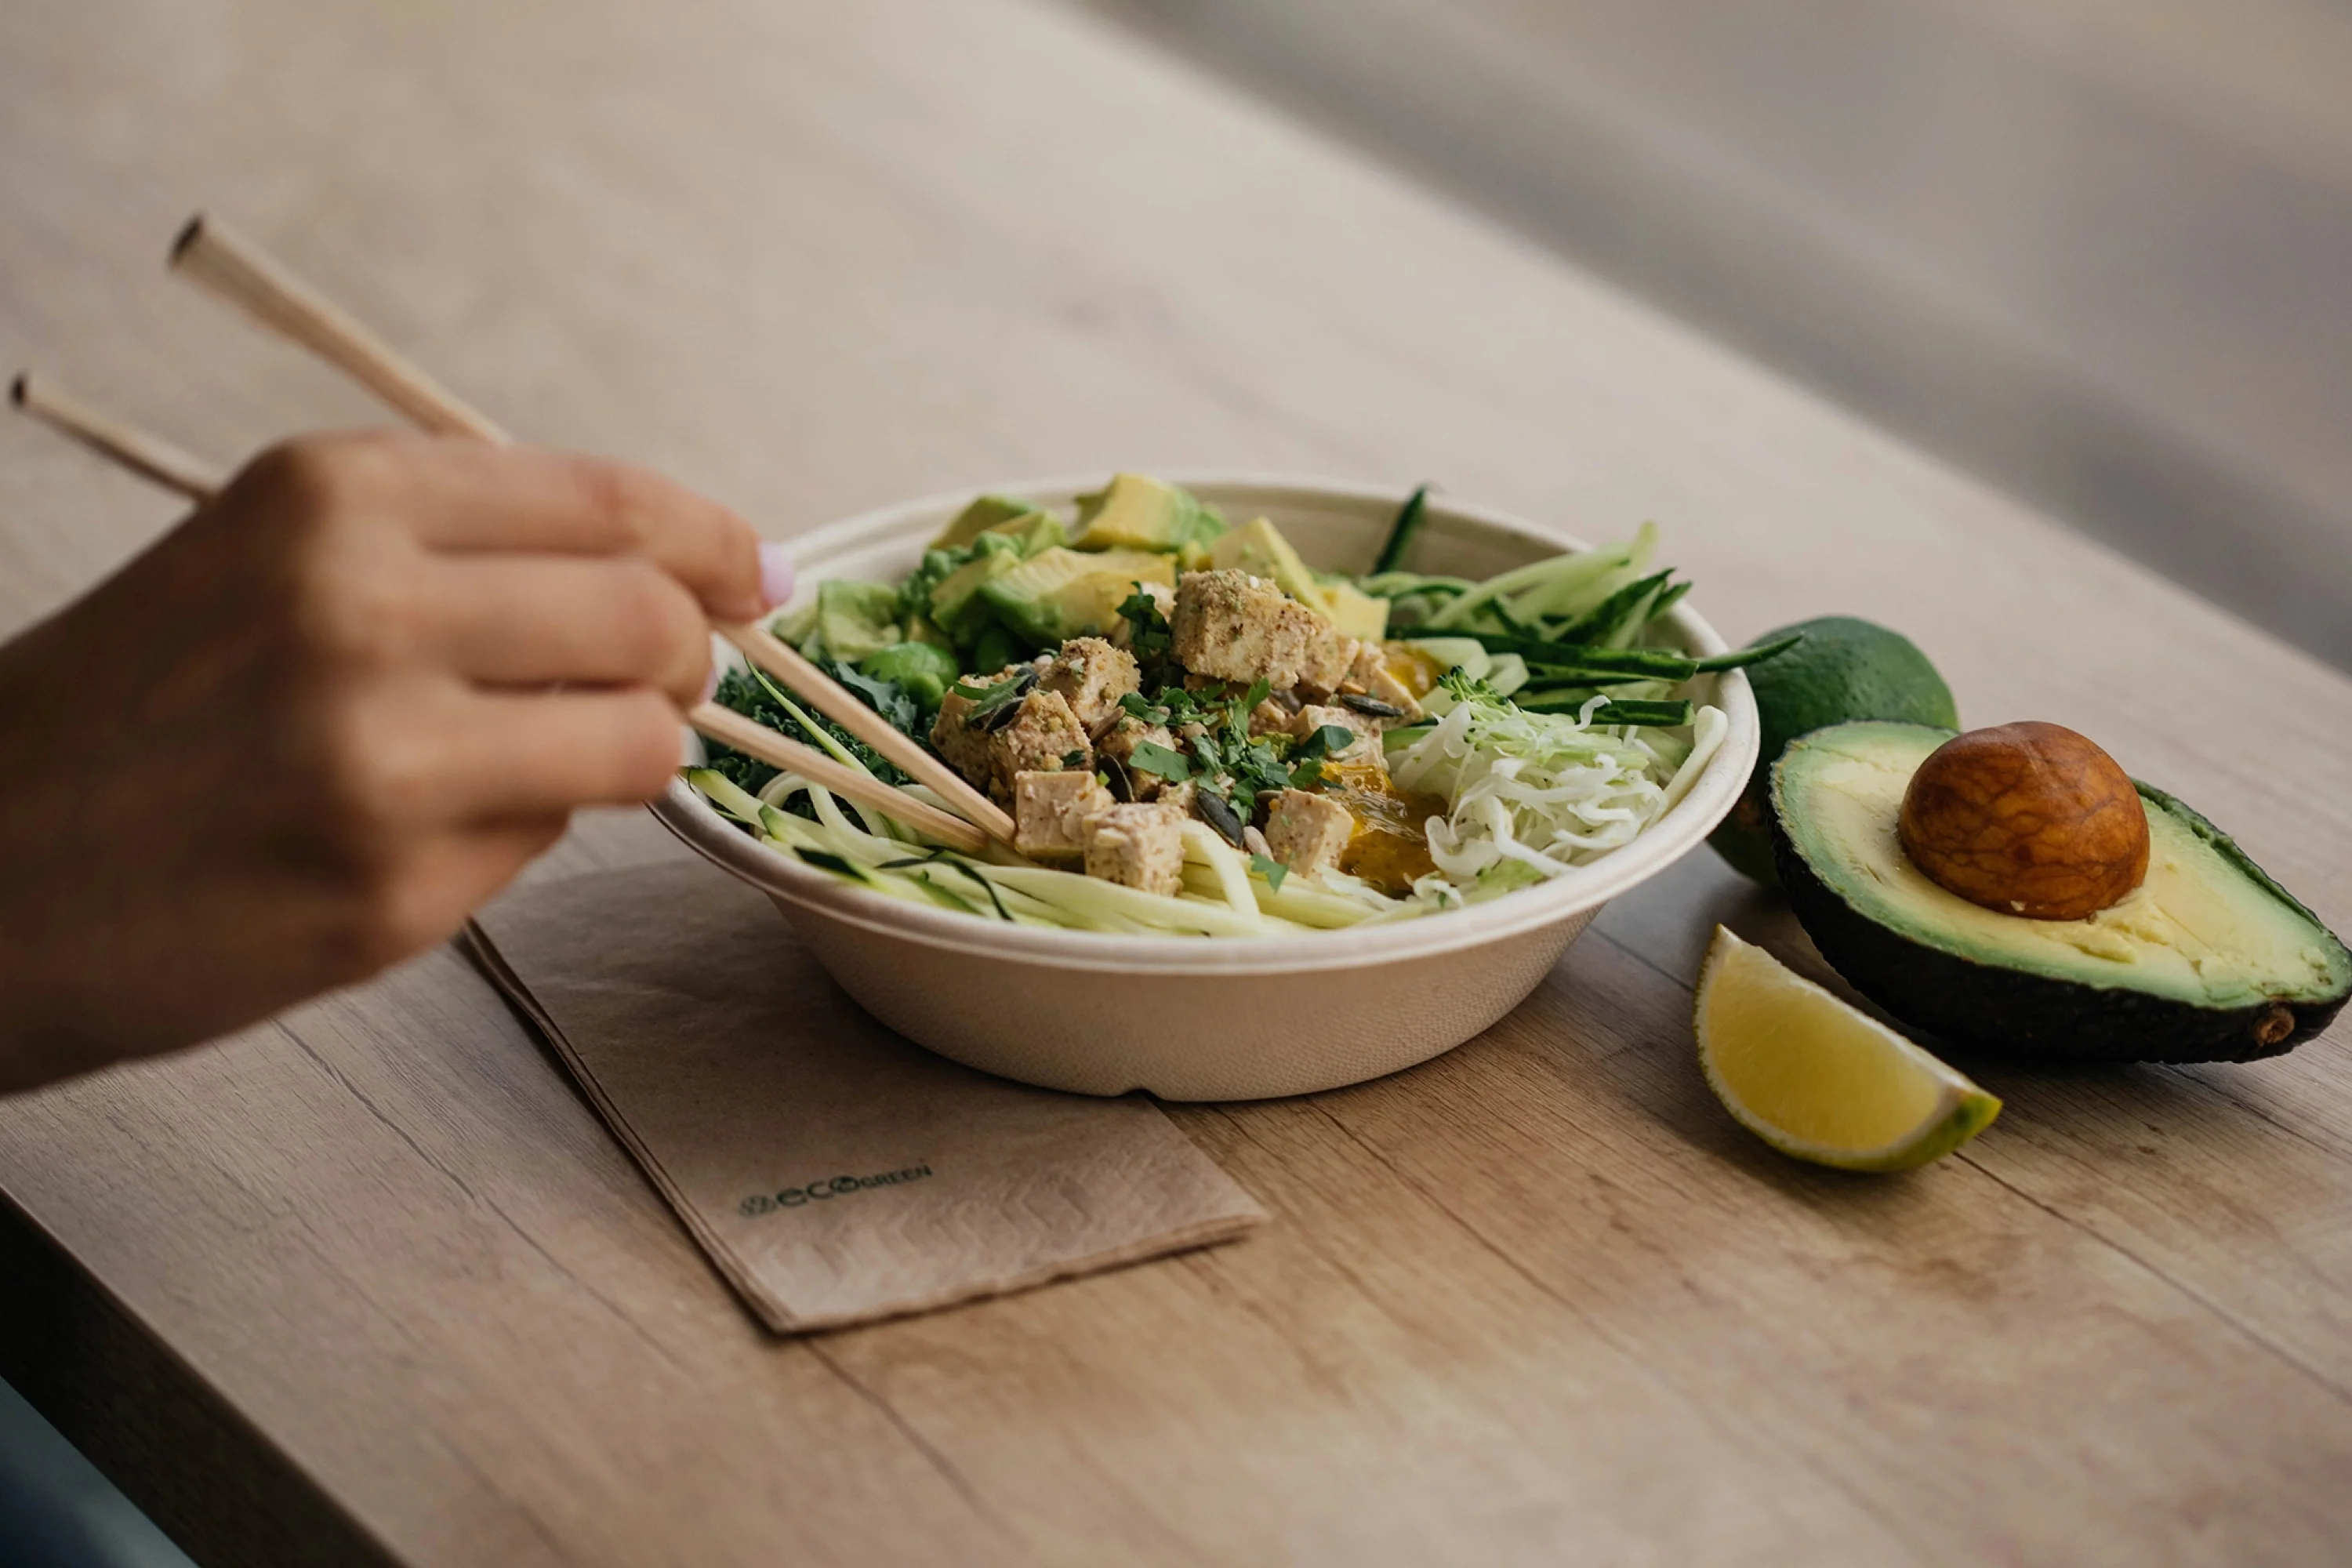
[465, 858, 1265, 1332]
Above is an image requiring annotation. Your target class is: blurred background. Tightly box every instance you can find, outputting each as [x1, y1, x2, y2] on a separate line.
[1080, 0, 2352, 671]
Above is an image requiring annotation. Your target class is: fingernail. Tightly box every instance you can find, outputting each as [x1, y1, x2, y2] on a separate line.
[758, 543, 797, 612]
[699, 664, 721, 705]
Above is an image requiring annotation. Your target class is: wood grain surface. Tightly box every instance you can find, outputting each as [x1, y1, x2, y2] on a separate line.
[2, 0, 2349, 1563]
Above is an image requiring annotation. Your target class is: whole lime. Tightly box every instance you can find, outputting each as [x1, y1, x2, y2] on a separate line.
[1711, 615, 1958, 884]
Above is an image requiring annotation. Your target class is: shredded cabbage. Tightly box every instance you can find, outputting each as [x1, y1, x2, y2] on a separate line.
[1389, 677, 1725, 893]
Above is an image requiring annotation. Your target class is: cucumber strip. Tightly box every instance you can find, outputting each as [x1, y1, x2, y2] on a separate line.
[685, 768, 767, 828]
[1459, 630, 1694, 677]
[1368, 483, 1432, 575]
[983, 865, 1267, 936]
[1180, 819, 1265, 923]
[1425, 543, 1630, 629]
[1356, 571, 1475, 597]
[1554, 570, 1675, 645]
[1588, 699, 1695, 727]
[1692, 630, 1806, 672]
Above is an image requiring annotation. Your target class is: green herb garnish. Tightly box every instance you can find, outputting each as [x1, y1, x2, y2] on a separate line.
[1128, 740, 1193, 782]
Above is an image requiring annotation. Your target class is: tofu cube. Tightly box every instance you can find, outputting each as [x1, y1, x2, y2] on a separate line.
[1084, 803, 1187, 896]
[1291, 628, 1360, 697]
[1040, 637, 1142, 735]
[1340, 641, 1425, 723]
[1171, 570, 1354, 693]
[930, 677, 1091, 803]
[1292, 703, 1384, 767]
[1264, 789, 1356, 877]
[1098, 714, 1183, 801]
[928, 666, 1026, 788]
[994, 690, 1091, 794]
[1013, 769, 1113, 861]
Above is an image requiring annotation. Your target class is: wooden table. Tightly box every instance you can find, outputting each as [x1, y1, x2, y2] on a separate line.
[4, 1, 2349, 1563]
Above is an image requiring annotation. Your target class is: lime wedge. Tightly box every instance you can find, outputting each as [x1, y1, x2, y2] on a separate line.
[1695, 926, 1999, 1171]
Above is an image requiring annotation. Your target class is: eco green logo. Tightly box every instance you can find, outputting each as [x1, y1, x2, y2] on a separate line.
[739, 1163, 933, 1216]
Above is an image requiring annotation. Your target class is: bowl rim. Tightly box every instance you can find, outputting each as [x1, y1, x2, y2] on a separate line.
[650, 472, 1759, 976]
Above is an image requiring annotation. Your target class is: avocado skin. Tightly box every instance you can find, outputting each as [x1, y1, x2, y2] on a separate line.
[1770, 796, 2349, 1066]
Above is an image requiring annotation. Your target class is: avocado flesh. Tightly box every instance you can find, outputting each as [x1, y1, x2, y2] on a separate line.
[1773, 721, 2351, 1063]
[978, 546, 1176, 646]
[1071, 474, 1226, 553]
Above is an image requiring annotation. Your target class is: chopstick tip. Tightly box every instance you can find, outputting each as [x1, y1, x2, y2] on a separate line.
[169, 212, 209, 267]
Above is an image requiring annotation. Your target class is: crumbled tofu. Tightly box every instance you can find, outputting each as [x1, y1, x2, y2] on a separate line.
[1084, 802, 1186, 896]
[1264, 789, 1356, 877]
[1107, 581, 1174, 649]
[1339, 641, 1425, 723]
[1013, 769, 1113, 861]
[1040, 637, 1141, 735]
[1171, 570, 1355, 691]
[1292, 703, 1384, 766]
[1098, 714, 1182, 801]
[930, 678, 1091, 802]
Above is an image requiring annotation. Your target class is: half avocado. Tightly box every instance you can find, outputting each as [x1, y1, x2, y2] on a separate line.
[1771, 720, 2351, 1064]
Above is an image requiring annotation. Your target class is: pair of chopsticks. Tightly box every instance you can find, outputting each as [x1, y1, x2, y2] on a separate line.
[12, 216, 1013, 857]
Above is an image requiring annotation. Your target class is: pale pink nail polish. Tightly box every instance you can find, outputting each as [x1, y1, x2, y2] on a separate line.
[758, 543, 797, 612]
[699, 665, 721, 705]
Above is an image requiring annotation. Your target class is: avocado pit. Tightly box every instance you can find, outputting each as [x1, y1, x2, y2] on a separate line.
[1896, 721, 2149, 921]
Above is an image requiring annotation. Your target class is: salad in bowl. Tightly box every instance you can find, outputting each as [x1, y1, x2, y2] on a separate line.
[683, 474, 1789, 940]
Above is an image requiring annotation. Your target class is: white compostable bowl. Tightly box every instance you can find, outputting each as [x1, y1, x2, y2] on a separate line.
[652, 477, 1759, 1101]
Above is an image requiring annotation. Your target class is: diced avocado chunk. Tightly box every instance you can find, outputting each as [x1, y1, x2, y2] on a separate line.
[902, 612, 956, 651]
[1210, 516, 1319, 599]
[770, 598, 820, 651]
[904, 515, 1067, 644]
[978, 546, 1178, 645]
[1773, 720, 2352, 1064]
[1209, 516, 1389, 639]
[862, 641, 962, 710]
[1072, 474, 1227, 553]
[931, 494, 1054, 550]
[927, 545, 1025, 642]
[816, 580, 903, 662]
[1317, 579, 1391, 641]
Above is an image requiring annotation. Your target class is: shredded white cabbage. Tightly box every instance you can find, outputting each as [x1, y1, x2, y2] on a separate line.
[1389, 683, 1726, 895]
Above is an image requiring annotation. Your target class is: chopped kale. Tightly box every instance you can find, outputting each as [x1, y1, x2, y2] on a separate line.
[702, 666, 909, 811]
[825, 659, 922, 739]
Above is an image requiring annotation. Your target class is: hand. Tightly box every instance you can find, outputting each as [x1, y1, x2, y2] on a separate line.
[0, 430, 788, 1090]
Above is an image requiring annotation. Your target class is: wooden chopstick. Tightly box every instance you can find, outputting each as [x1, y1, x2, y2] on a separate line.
[169, 213, 1018, 845]
[10, 371, 224, 501]
[687, 704, 987, 854]
[171, 216, 510, 443]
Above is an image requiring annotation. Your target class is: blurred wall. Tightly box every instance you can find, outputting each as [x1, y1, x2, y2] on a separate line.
[1079, 0, 2352, 670]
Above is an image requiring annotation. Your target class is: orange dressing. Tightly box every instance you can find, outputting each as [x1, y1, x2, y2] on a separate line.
[1323, 757, 1443, 895]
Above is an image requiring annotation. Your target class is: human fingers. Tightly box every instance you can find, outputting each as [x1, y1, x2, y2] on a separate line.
[241, 433, 775, 623]
[406, 441, 768, 622]
[424, 687, 687, 821]
[420, 553, 714, 706]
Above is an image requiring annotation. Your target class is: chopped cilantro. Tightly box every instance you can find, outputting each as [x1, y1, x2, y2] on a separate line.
[1128, 741, 1192, 781]
[1248, 853, 1290, 892]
